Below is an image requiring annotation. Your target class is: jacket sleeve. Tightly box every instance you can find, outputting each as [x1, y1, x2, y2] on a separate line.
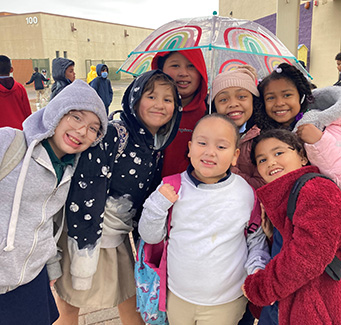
[89, 78, 99, 91]
[245, 226, 271, 275]
[243, 178, 341, 306]
[138, 183, 173, 244]
[304, 120, 341, 188]
[108, 80, 113, 104]
[25, 75, 34, 85]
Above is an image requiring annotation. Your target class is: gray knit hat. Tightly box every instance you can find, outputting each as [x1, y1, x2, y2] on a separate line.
[211, 65, 259, 100]
[23, 79, 108, 146]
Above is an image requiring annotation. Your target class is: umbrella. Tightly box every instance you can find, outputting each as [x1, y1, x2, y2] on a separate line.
[117, 15, 311, 85]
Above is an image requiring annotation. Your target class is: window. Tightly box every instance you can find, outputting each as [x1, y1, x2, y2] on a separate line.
[64, 51, 67, 58]
[56, 51, 60, 58]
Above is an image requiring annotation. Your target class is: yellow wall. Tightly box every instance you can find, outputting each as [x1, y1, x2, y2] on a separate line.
[0, 12, 154, 79]
[219, 0, 341, 87]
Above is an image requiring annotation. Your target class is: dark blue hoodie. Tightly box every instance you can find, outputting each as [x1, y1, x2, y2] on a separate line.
[50, 58, 75, 100]
[89, 64, 113, 114]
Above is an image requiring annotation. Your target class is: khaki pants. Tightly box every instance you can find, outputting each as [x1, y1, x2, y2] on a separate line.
[167, 290, 247, 325]
[36, 89, 45, 105]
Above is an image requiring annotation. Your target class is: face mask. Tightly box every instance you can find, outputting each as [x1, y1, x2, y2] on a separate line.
[101, 71, 108, 78]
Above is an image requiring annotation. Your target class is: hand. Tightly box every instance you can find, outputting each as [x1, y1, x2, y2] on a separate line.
[241, 284, 249, 300]
[50, 279, 57, 287]
[296, 124, 323, 144]
[158, 184, 179, 203]
[261, 203, 273, 239]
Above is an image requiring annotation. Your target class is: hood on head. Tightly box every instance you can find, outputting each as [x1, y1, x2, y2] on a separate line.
[23, 79, 108, 146]
[96, 64, 109, 76]
[121, 69, 182, 150]
[52, 58, 75, 81]
[151, 49, 208, 109]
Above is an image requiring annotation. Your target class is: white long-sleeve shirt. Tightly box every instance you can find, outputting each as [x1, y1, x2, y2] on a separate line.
[139, 171, 270, 306]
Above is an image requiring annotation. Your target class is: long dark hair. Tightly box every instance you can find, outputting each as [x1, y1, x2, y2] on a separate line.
[255, 63, 313, 131]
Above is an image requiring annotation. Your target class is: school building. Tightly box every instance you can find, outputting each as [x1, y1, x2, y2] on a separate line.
[0, 11, 154, 85]
[219, 0, 341, 87]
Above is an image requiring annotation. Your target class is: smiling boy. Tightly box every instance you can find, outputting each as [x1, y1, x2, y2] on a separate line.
[139, 113, 270, 325]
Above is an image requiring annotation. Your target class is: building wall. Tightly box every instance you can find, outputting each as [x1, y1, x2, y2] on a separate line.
[219, 0, 341, 87]
[0, 12, 154, 80]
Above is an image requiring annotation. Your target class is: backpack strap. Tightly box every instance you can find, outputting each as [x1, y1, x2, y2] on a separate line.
[0, 129, 27, 181]
[162, 173, 182, 234]
[287, 173, 341, 281]
[158, 173, 181, 312]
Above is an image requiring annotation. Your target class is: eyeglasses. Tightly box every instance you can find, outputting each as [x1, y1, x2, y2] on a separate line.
[66, 112, 103, 141]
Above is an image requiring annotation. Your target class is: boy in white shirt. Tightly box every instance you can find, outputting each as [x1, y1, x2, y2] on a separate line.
[139, 113, 270, 325]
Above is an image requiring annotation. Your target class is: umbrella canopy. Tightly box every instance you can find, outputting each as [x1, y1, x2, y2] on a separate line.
[118, 15, 310, 85]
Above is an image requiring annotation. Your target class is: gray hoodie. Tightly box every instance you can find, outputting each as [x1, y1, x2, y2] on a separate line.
[0, 80, 107, 294]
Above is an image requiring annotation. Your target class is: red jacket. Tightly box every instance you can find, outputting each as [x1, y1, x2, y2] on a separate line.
[0, 78, 31, 130]
[244, 166, 341, 325]
[152, 49, 208, 177]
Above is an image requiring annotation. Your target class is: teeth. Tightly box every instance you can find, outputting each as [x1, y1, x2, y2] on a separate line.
[270, 168, 282, 175]
[274, 110, 287, 114]
[69, 135, 80, 145]
[178, 81, 189, 84]
[228, 112, 242, 116]
[203, 160, 214, 165]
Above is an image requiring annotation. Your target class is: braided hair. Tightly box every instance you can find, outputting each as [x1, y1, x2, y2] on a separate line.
[255, 63, 313, 131]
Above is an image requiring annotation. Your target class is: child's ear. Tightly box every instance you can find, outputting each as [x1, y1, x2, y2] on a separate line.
[188, 141, 192, 158]
[10, 67, 14, 73]
[301, 156, 308, 166]
[231, 148, 240, 167]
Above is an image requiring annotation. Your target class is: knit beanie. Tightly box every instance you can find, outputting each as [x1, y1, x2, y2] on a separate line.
[211, 65, 259, 100]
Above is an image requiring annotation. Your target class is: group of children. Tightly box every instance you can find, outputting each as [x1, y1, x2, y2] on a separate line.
[1, 47, 340, 325]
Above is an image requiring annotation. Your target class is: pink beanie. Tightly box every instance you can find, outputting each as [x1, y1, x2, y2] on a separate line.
[211, 65, 259, 100]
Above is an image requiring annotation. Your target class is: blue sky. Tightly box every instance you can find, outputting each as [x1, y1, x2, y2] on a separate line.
[3, 0, 219, 29]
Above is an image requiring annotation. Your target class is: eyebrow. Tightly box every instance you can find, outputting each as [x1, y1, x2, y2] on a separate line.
[255, 145, 287, 160]
[264, 88, 294, 95]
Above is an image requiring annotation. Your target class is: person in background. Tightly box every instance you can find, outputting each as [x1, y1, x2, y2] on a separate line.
[26, 67, 49, 109]
[334, 52, 341, 86]
[50, 58, 75, 100]
[87, 65, 97, 84]
[0, 55, 31, 130]
[90, 64, 113, 115]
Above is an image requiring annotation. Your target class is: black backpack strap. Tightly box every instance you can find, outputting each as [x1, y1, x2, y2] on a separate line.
[287, 173, 331, 221]
[287, 173, 341, 281]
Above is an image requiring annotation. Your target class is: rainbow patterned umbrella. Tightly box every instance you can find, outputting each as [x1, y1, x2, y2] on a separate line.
[117, 15, 310, 84]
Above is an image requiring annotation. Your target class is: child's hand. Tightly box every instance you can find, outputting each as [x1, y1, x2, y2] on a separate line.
[296, 124, 323, 144]
[241, 284, 249, 300]
[261, 203, 273, 239]
[158, 184, 179, 203]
